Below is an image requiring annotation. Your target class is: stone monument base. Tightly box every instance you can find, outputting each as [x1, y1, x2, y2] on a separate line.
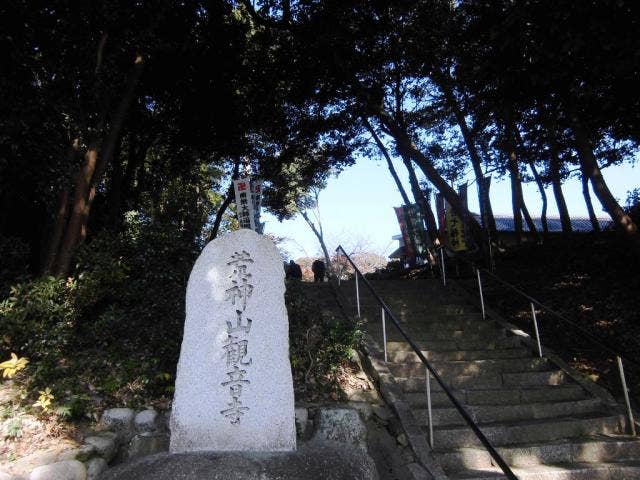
[98, 440, 378, 480]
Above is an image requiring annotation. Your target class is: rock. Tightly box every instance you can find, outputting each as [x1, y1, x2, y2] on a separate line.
[29, 460, 86, 480]
[101, 408, 135, 434]
[0, 474, 24, 480]
[84, 432, 118, 462]
[396, 433, 408, 447]
[294, 407, 309, 438]
[135, 409, 159, 433]
[5, 445, 89, 477]
[127, 432, 170, 459]
[59, 445, 96, 462]
[371, 405, 391, 424]
[314, 408, 367, 447]
[400, 447, 415, 463]
[349, 403, 373, 420]
[85, 458, 108, 480]
[98, 441, 378, 480]
[170, 230, 296, 453]
[405, 462, 431, 480]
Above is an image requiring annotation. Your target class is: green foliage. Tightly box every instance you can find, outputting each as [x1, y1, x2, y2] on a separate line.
[285, 281, 362, 399]
[0, 277, 77, 369]
[0, 237, 30, 296]
[3, 417, 23, 439]
[0, 213, 198, 413]
[626, 189, 640, 225]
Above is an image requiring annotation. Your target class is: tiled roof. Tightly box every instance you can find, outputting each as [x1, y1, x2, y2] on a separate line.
[473, 214, 612, 232]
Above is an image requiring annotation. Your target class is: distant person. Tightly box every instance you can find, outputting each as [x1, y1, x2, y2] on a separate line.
[287, 259, 302, 280]
[311, 259, 326, 283]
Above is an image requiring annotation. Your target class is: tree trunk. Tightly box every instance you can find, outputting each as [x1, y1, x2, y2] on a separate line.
[377, 109, 486, 249]
[435, 71, 496, 239]
[514, 123, 548, 236]
[572, 121, 637, 235]
[506, 151, 524, 244]
[43, 188, 70, 275]
[43, 140, 80, 274]
[580, 162, 600, 232]
[83, 54, 145, 236]
[106, 137, 124, 230]
[548, 140, 572, 235]
[479, 176, 497, 236]
[54, 146, 99, 276]
[209, 192, 233, 242]
[527, 161, 548, 236]
[363, 118, 423, 260]
[504, 114, 539, 242]
[520, 195, 538, 236]
[363, 118, 411, 205]
[54, 55, 144, 276]
[401, 154, 437, 243]
[299, 209, 331, 270]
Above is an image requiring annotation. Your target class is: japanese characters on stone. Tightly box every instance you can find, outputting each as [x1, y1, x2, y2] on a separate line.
[221, 250, 254, 424]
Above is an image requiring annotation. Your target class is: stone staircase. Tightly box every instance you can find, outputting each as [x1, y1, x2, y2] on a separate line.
[333, 278, 640, 479]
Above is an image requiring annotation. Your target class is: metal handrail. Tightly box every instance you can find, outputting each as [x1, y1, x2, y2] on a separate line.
[441, 251, 637, 436]
[336, 245, 518, 480]
[477, 267, 639, 369]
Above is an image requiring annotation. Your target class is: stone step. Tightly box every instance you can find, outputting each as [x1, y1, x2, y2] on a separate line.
[383, 336, 522, 352]
[405, 385, 589, 408]
[383, 315, 494, 332]
[446, 460, 640, 480]
[388, 347, 532, 363]
[431, 414, 625, 449]
[436, 435, 640, 471]
[377, 328, 503, 343]
[388, 357, 550, 378]
[397, 370, 568, 392]
[413, 398, 604, 427]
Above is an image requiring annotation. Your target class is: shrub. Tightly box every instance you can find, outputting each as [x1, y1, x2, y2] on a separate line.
[0, 236, 30, 296]
[0, 277, 77, 368]
[0, 214, 198, 412]
[285, 280, 362, 399]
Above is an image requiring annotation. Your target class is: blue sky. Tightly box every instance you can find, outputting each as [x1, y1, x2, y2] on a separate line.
[263, 155, 639, 260]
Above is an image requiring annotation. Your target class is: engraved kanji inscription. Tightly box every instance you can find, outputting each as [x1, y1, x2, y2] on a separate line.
[220, 251, 255, 424]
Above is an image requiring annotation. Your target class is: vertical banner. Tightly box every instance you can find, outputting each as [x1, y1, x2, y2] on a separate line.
[480, 176, 492, 229]
[250, 179, 263, 233]
[394, 207, 415, 262]
[233, 177, 256, 230]
[403, 204, 428, 258]
[435, 193, 447, 245]
[421, 187, 434, 245]
[444, 184, 468, 252]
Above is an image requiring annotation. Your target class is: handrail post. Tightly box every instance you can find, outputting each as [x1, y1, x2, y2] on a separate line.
[355, 271, 361, 318]
[617, 355, 637, 436]
[426, 366, 434, 447]
[381, 307, 388, 363]
[530, 302, 543, 358]
[476, 269, 485, 320]
[440, 248, 446, 287]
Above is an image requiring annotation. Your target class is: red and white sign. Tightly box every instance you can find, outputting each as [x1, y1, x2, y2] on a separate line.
[234, 178, 256, 230]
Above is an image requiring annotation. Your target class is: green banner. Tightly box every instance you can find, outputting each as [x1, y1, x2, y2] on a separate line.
[403, 204, 429, 258]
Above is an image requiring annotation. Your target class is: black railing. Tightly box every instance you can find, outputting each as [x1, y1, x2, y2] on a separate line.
[478, 267, 639, 369]
[442, 250, 637, 436]
[336, 245, 518, 480]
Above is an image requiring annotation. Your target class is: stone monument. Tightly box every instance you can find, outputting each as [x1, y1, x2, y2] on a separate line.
[170, 229, 296, 452]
